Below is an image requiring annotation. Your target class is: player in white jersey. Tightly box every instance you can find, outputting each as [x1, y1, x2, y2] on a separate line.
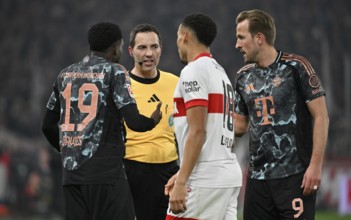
[164, 13, 242, 220]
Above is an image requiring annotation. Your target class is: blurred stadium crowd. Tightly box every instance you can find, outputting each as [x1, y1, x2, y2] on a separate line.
[0, 0, 350, 218]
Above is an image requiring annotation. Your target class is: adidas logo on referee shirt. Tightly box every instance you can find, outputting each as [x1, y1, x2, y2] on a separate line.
[148, 94, 160, 103]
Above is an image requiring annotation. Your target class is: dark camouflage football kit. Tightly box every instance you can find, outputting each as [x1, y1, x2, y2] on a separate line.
[235, 51, 325, 180]
[47, 55, 134, 184]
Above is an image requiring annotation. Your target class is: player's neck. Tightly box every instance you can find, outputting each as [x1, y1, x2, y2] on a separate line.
[187, 45, 211, 63]
[257, 46, 278, 68]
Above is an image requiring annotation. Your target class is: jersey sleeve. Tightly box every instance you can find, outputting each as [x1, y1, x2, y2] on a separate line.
[234, 73, 249, 115]
[295, 56, 326, 103]
[111, 65, 136, 109]
[179, 65, 208, 109]
[46, 81, 60, 112]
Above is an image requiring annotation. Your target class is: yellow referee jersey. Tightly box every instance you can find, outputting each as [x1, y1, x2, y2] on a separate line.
[124, 70, 179, 163]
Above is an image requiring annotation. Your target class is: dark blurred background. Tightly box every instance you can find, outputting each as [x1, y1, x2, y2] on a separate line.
[0, 0, 350, 219]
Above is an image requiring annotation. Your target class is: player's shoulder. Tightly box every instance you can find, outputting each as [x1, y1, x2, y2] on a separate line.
[106, 61, 126, 71]
[185, 57, 214, 74]
[237, 63, 256, 75]
[89, 55, 127, 73]
[58, 62, 80, 79]
[60, 59, 82, 72]
[280, 52, 316, 76]
[107, 63, 128, 77]
[280, 52, 312, 67]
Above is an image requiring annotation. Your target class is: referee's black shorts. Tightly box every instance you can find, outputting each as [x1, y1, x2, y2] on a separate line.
[124, 159, 179, 220]
[244, 172, 317, 220]
[63, 179, 135, 220]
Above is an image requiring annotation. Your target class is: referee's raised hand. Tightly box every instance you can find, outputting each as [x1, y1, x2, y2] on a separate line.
[150, 102, 162, 125]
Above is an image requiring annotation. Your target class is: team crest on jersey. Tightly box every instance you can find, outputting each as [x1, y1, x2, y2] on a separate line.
[168, 114, 174, 127]
[309, 74, 321, 88]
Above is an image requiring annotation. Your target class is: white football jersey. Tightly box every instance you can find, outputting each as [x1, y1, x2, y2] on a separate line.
[173, 54, 242, 187]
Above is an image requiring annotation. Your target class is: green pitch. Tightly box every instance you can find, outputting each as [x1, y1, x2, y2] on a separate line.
[238, 211, 351, 220]
[315, 211, 351, 220]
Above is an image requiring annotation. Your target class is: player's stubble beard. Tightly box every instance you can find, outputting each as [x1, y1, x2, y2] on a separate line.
[244, 47, 259, 64]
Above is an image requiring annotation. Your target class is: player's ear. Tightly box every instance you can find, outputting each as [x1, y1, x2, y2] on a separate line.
[128, 46, 133, 57]
[256, 32, 264, 45]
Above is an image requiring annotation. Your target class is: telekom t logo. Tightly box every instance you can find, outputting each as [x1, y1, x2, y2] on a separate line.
[254, 96, 275, 125]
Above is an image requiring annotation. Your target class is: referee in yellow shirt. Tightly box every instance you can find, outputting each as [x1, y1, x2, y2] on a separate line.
[123, 23, 179, 220]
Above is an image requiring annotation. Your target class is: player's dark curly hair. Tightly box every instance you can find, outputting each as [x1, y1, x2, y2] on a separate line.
[129, 23, 162, 48]
[182, 13, 217, 47]
[88, 22, 122, 52]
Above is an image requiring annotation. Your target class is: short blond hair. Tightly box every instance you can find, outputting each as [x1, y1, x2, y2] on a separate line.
[236, 9, 276, 46]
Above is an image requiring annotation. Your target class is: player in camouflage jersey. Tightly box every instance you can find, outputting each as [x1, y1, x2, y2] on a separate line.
[42, 22, 162, 220]
[234, 10, 329, 220]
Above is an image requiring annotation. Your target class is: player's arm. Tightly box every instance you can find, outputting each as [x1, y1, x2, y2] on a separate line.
[113, 66, 162, 131]
[301, 96, 329, 195]
[169, 105, 207, 213]
[120, 102, 162, 132]
[234, 112, 249, 137]
[42, 109, 61, 152]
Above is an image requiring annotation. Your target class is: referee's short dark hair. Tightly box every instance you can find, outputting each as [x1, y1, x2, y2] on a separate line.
[88, 22, 122, 52]
[182, 13, 217, 47]
[129, 23, 162, 48]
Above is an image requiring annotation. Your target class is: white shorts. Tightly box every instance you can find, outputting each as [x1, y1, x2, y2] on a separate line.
[166, 186, 241, 220]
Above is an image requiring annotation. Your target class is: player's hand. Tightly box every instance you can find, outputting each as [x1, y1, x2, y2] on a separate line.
[165, 174, 177, 196]
[150, 102, 162, 125]
[301, 164, 321, 196]
[168, 182, 187, 214]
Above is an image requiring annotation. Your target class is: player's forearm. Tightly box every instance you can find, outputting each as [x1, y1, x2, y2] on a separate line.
[234, 113, 249, 137]
[42, 109, 61, 152]
[310, 113, 329, 167]
[120, 104, 155, 131]
[175, 130, 205, 186]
